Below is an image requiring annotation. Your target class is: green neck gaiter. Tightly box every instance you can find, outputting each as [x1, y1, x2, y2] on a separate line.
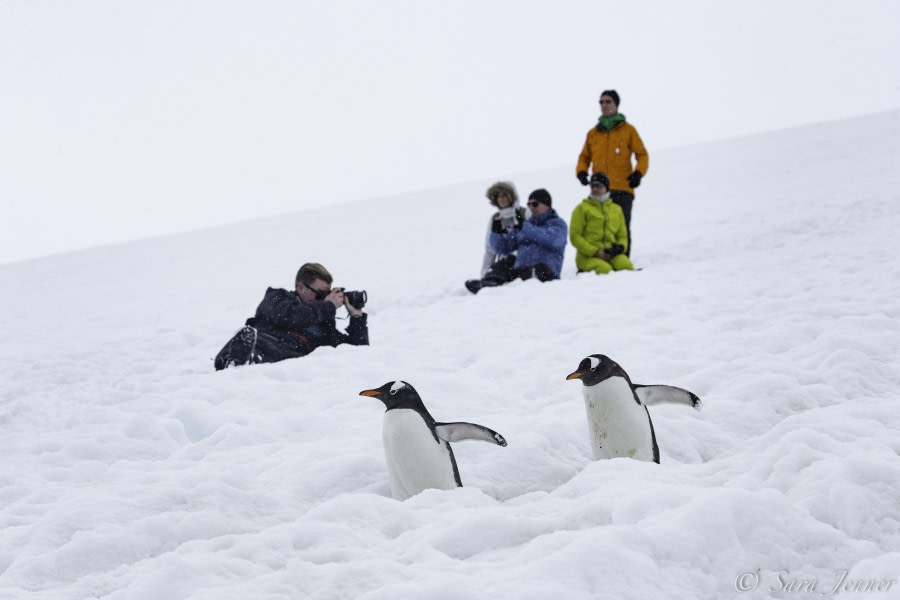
[597, 113, 626, 131]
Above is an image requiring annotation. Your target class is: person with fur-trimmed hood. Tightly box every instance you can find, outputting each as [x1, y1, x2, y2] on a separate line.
[465, 181, 527, 293]
[467, 188, 567, 293]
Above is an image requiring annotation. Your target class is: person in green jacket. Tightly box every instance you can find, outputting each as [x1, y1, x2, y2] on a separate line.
[570, 172, 635, 275]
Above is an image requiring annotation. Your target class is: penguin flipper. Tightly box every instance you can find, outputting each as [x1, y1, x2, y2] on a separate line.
[434, 422, 508, 446]
[634, 384, 702, 410]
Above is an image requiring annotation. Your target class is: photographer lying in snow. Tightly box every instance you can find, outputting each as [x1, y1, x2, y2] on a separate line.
[215, 262, 368, 370]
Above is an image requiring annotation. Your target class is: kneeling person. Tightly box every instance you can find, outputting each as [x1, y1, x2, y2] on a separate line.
[467, 189, 567, 292]
[215, 262, 368, 370]
[570, 172, 635, 275]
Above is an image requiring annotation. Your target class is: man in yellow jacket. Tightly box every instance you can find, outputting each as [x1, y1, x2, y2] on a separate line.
[576, 90, 648, 257]
[570, 172, 635, 275]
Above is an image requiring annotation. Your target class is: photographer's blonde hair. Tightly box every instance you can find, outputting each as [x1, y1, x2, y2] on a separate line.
[296, 263, 333, 286]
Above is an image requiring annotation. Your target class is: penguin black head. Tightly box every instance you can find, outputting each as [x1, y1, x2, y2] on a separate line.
[359, 380, 427, 412]
[566, 354, 630, 387]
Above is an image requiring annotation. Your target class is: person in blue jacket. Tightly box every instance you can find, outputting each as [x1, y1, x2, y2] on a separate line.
[466, 189, 567, 293]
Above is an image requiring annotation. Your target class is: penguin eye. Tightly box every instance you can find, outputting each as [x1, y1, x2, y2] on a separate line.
[389, 389, 397, 396]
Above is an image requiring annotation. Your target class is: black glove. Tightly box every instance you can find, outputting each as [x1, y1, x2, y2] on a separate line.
[577, 171, 589, 186]
[607, 244, 625, 257]
[491, 218, 505, 234]
[627, 171, 642, 188]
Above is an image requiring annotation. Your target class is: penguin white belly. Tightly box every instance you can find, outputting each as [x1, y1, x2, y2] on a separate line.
[382, 409, 459, 500]
[583, 378, 655, 461]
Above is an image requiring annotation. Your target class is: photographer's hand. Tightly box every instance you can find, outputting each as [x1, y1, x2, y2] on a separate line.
[325, 288, 344, 310]
[344, 297, 364, 317]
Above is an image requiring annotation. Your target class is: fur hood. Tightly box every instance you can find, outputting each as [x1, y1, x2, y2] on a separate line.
[485, 181, 519, 207]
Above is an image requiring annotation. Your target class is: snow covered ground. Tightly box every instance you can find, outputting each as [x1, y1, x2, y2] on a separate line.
[1, 110, 899, 599]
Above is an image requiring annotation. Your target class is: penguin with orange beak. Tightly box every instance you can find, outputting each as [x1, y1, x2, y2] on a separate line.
[360, 380, 507, 500]
[567, 354, 701, 463]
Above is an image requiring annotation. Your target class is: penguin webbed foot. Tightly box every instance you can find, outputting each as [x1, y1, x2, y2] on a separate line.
[435, 422, 508, 446]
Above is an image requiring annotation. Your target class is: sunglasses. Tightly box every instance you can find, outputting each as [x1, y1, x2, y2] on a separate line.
[527, 201, 542, 207]
[303, 282, 331, 300]
[599, 99, 614, 105]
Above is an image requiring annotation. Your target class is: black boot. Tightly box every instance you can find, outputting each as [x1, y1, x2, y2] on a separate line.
[465, 280, 483, 294]
[214, 326, 259, 370]
[534, 263, 557, 282]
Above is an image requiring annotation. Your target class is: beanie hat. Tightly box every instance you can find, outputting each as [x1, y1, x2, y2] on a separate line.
[528, 188, 552, 208]
[589, 172, 610, 189]
[600, 89, 620, 107]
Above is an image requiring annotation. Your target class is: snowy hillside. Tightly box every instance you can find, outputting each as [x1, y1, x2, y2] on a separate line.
[1, 110, 899, 599]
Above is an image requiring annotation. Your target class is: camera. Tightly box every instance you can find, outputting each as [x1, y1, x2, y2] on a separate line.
[498, 206, 518, 230]
[338, 288, 367, 310]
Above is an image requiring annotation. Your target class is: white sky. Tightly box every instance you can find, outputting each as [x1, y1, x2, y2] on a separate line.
[2, 0, 899, 264]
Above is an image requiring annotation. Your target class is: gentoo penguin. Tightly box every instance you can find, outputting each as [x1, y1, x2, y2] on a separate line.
[360, 380, 508, 500]
[566, 354, 702, 463]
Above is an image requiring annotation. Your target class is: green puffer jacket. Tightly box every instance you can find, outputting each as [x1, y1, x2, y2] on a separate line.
[569, 196, 629, 268]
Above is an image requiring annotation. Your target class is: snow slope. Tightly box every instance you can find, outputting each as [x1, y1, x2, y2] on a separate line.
[1, 111, 899, 599]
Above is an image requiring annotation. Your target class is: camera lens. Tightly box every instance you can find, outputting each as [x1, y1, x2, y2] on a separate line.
[344, 290, 367, 309]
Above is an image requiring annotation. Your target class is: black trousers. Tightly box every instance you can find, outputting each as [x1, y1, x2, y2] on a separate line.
[610, 190, 634, 257]
[518, 263, 557, 282]
[214, 325, 305, 370]
[482, 255, 519, 285]
[479, 257, 557, 287]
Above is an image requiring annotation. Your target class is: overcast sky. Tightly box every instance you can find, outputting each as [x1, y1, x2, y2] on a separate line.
[2, 0, 898, 264]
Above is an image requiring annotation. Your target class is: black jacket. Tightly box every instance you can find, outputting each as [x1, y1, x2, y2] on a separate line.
[247, 287, 368, 357]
